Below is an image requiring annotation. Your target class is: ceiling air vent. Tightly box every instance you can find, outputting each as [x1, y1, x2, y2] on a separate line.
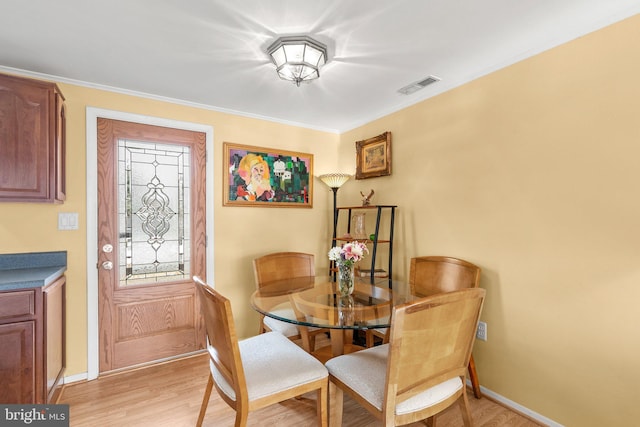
[397, 75, 441, 95]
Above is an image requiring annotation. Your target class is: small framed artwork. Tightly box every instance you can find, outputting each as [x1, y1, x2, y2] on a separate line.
[355, 131, 391, 179]
[223, 142, 313, 208]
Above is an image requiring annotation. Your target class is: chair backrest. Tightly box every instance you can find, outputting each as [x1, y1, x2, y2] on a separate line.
[409, 256, 481, 297]
[193, 276, 247, 407]
[384, 288, 486, 417]
[253, 252, 315, 288]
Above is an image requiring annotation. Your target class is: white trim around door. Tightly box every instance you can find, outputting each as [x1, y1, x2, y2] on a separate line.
[85, 107, 214, 380]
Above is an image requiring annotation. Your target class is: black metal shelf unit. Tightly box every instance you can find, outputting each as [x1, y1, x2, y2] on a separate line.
[330, 205, 396, 288]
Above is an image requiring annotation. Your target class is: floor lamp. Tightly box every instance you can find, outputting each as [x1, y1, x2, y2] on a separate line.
[319, 173, 351, 278]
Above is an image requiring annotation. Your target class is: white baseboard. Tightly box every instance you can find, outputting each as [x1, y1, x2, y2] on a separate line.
[469, 381, 564, 427]
[62, 350, 206, 386]
[63, 372, 88, 385]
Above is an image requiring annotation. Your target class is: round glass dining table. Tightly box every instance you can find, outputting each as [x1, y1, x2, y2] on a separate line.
[250, 276, 415, 360]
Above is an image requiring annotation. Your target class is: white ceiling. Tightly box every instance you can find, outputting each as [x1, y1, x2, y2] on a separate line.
[1, 0, 638, 133]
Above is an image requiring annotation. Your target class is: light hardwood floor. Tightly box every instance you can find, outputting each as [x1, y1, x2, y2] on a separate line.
[60, 352, 543, 427]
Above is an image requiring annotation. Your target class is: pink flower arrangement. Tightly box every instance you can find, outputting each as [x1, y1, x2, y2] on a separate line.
[328, 241, 368, 266]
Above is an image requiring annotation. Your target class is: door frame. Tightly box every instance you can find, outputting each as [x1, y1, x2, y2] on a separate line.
[86, 107, 214, 380]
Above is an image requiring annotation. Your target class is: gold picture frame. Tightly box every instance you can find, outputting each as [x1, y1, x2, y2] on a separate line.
[223, 142, 313, 208]
[355, 131, 391, 179]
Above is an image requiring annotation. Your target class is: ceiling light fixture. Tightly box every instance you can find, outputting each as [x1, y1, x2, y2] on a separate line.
[267, 36, 327, 87]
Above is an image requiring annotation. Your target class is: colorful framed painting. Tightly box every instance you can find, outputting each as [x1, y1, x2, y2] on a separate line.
[223, 142, 313, 208]
[355, 131, 392, 179]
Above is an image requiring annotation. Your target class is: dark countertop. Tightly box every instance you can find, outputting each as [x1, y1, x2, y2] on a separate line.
[0, 251, 67, 291]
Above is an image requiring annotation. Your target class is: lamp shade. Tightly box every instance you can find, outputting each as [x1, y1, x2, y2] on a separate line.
[267, 36, 327, 86]
[319, 173, 351, 189]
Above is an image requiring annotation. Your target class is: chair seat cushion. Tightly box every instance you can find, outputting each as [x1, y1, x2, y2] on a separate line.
[325, 344, 463, 415]
[211, 332, 328, 402]
[263, 309, 300, 337]
[263, 308, 322, 337]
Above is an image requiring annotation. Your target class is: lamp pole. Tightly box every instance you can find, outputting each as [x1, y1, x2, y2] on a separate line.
[318, 173, 352, 279]
[331, 187, 339, 245]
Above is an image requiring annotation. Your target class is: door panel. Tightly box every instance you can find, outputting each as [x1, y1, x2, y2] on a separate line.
[97, 118, 206, 372]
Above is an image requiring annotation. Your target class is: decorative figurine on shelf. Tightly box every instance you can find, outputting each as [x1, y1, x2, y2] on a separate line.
[360, 189, 375, 206]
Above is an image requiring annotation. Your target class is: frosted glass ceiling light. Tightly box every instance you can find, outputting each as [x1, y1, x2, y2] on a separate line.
[267, 36, 327, 86]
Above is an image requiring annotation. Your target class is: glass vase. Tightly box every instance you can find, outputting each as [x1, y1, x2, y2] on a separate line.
[337, 262, 355, 296]
[352, 213, 367, 239]
[337, 295, 354, 326]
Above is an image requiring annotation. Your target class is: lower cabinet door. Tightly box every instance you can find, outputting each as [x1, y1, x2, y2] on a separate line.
[0, 321, 35, 403]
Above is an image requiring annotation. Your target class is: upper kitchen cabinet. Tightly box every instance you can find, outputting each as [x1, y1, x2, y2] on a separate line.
[0, 73, 66, 203]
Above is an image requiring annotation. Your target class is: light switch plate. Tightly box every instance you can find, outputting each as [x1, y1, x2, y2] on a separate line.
[58, 212, 79, 230]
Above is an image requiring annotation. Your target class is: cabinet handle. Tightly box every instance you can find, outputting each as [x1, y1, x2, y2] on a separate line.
[101, 261, 113, 270]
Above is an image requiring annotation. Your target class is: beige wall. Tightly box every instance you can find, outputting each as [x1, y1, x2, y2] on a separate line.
[1, 13, 638, 426]
[338, 14, 640, 427]
[0, 83, 340, 376]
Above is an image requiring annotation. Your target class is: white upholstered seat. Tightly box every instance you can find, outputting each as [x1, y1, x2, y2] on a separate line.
[262, 308, 300, 337]
[211, 332, 327, 402]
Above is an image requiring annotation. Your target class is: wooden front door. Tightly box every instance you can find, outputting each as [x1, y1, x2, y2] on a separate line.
[97, 118, 206, 373]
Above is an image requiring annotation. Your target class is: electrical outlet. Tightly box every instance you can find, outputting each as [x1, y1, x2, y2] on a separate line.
[476, 321, 487, 341]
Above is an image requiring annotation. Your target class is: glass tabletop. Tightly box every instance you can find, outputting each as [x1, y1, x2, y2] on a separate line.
[250, 276, 415, 330]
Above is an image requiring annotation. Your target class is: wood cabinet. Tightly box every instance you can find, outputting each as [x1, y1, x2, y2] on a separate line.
[0, 320, 36, 403]
[0, 276, 66, 403]
[0, 72, 66, 203]
[44, 276, 65, 403]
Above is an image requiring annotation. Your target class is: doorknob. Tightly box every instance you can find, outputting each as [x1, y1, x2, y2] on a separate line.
[102, 261, 114, 270]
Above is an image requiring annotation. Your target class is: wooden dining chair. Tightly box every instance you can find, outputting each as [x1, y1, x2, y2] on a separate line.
[326, 288, 486, 427]
[366, 256, 484, 399]
[193, 276, 328, 427]
[253, 252, 328, 352]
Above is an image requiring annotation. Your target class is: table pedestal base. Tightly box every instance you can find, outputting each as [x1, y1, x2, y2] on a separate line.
[311, 329, 364, 363]
[312, 343, 364, 364]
